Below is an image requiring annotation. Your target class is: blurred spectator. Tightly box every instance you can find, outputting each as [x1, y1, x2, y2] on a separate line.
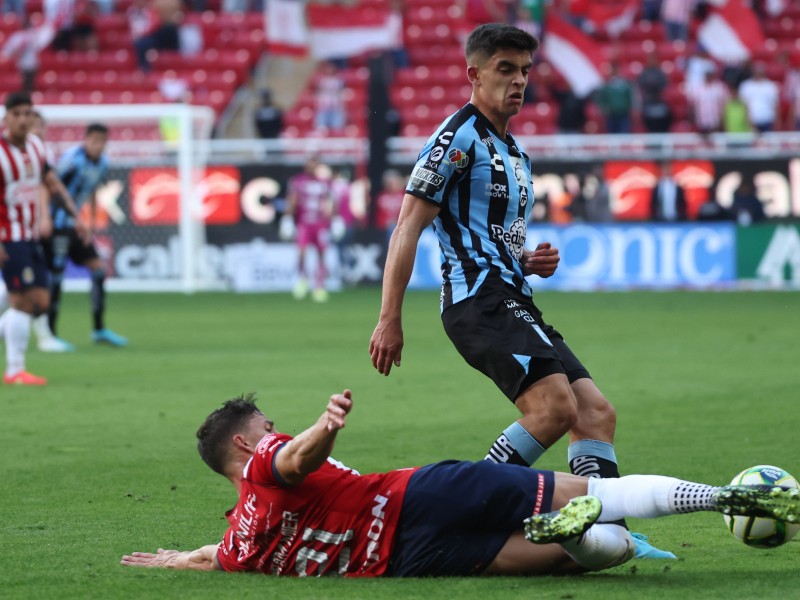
[638, 51, 672, 133]
[569, 166, 612, 223]
[721, 59, 751, 91]
[71, 0, 99, 51]
[660, 0, 693, 41]
[642, 0, 662, 21]
[696, 197, 731, 221]
[595, 63, 633, 134]
[557, 0, 593, 33]
[128, 0, 156, 41]
[222, 0, 247, 12]
[254, 90, 283, 139]
[2, 17, 53, 92]
[688, 69, 728, 135]
[314, 61, 347, 132]
[158, 71, 189, 101]
[2, 0, 26, 18]
[730, 176, 766, 226]
[133, 0, 182, 71]
[739, 63, 779, 133]
[780, 54, 800, 130]
[375, 169, 405, 230]
[650, 161, 687, 222]
[387, 0, 409, 70]
[684, 45, 715, 97]
[723, 87, 751, 133]
[554, 87, 588, 134]
[518, 0, 545, 37]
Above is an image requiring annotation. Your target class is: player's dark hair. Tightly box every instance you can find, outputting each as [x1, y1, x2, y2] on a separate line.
[4, 91, 32, 111]
[465, 23, 539, 63]
[197, 394, 262, 476]
[86, 123, 109, 137]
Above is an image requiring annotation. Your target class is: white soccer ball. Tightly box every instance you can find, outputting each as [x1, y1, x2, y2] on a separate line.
[723, 465, 800, 549]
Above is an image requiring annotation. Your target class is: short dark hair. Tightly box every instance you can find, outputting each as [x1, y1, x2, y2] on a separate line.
[4, 91, 32, 111]
[196, 394, 262, 476]
[86, 123, 109, 137]
[465, 23, 539, 64]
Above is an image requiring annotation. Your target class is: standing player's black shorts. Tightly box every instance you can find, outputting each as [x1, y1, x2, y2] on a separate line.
[387, 460, 555, 576]
[2, 240, 50, 291]
[42, 227, 99, 272]
[442, 275, 591, 402]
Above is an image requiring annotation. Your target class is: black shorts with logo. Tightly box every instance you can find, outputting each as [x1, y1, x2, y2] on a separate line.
[2, 240, 50, 291]
[42, 227, 99, 272]
[442, 277, 591, 402]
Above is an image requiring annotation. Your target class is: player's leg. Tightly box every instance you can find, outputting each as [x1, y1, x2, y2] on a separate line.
[444, 284, 577, 467]
[293, 226, 310, 300]
[83, 250, 127, 347]
[2, 243, 49, 384]
[35, 230, 74, 352]
[311, 228, 328, 302]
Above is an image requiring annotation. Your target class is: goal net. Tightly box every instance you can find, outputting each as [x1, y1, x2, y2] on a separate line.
[38, 104, 216, 293]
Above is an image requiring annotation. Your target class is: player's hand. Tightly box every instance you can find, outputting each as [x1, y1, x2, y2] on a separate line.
[324, 389, 353, 432]
[369, 318, 403, 376]
[121, 548, 186, 569]
[522, 242, 560, 278]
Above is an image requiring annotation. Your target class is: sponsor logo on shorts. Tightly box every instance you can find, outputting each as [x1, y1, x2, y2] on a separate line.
[490, 217, 526, 259]
[447, 148, 469, 170]
[22, 267, 34, 284]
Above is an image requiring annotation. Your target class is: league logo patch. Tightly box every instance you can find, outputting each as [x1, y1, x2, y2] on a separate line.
[447, 148, 469, 170]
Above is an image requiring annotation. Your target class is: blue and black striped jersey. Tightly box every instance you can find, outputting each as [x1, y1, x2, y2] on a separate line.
[406, 103, 534, 312]
[53, 145, 109, 228]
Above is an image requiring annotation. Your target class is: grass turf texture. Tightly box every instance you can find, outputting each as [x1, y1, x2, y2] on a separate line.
[2, 289, 799, 600]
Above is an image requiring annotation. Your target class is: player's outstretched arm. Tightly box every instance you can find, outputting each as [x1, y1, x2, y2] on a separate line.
[43, 170, 88, 240]
[274, 390, 354, 486]
[121, 545, 220, 571]
[521, 242, 560, 278]
[370, 194, 439, 376]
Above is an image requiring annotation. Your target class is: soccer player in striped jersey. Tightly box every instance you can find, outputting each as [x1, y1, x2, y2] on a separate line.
[369, 23, 672, 558]
[0, 91, 84, 384]
[38, 122, 128, 349]
[120, 390, 800, 576]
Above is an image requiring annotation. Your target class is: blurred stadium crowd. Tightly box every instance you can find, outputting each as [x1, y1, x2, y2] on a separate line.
[0, 0, 798, 142]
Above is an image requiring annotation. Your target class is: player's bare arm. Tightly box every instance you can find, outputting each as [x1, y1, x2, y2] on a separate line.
[521, 242, 560, 278]
[38, 186, 52, 239]
[121, 545, 220, 571]
[274, 390, 353, 486]
[370, 194, 440, 376]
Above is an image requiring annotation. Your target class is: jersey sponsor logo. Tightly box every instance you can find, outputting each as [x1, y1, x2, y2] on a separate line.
[235, 492, 260, 561]
[429, 146, 445, 162]
[410, 166, 445, 192]
[485, 434, 516, 463]
[491, 153, 505, 172]
[447, 148, 469, 170]
[490, 217, 527, 260]
[519, 185, 529, 207]
[437, 131, 453, 146]
[480, 136, 494, 147]
[363, 494, 389, 567]
[129, 166, 241, 225]
[270, 510, 300, 574]
[485, 182, 508, 199]
[511, 157, 527, 185]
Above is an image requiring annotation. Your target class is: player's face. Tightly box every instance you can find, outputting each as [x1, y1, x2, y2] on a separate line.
[4, 104, 34, 143]
[84, 132, 108, 160]
[469, 49, 532, 123]
[241, 412, 276, 448]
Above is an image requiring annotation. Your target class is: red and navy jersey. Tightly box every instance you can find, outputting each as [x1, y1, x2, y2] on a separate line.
[216, 433, 418, 577]
[0, 133, 48, 242]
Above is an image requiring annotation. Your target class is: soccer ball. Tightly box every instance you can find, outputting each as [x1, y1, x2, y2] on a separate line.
[723, 465, 800, 548]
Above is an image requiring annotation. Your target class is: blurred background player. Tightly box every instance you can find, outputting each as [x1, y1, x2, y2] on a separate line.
[285, 156, 334, 302]
[38, 122, 128, 350]
[0, 91, 83, 384]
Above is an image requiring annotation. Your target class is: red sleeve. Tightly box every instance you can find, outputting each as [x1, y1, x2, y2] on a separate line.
[247, 433, 293, 486]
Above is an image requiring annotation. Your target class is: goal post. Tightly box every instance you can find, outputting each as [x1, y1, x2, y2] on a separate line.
[37, 103, 216, 293]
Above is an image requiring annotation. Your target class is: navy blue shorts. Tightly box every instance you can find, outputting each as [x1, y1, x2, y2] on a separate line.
[387, 461, 555, 577]
[2, 240, 49, 292]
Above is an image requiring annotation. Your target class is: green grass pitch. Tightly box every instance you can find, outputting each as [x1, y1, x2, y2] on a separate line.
[2, 289, 799, 599]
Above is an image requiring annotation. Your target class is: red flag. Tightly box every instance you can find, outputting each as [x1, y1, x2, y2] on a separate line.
[698, 0, 765, 63]
[543, 13, 605, 98]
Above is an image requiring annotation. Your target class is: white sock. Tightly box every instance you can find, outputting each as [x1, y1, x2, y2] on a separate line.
[588, 476, 721, 521]
[32, 314, 54, 343]
[561, 524, 634, 571]
[0, 310, 7, 338]
[0, 282, 8, 313]
[5, 308, 32, 376]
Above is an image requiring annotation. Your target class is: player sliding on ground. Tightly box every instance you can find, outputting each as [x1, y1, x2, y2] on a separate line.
[121, 391, 800, 577]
